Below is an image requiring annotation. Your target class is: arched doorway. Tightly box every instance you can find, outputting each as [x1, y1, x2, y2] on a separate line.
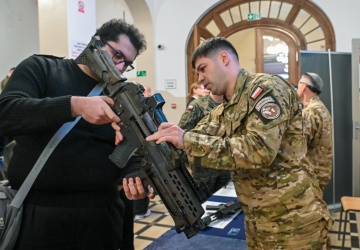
[256, 28, 299, 84]
[187, 0, 335, 90]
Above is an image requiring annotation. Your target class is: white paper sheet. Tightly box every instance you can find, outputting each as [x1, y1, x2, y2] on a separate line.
[212, 181, 237, 198]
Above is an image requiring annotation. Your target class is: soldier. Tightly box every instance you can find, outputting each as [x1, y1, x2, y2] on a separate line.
[179, 92, 231, 202]
[297, 72, 333, 193]
[144, 37, 333, 249]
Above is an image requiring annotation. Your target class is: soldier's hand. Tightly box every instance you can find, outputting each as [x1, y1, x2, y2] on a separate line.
[146, 122, 185, 149]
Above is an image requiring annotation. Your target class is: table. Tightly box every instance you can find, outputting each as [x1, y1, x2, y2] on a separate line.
[145, 183, 248, 249]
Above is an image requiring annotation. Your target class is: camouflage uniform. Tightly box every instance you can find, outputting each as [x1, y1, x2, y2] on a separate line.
[183, 69, 333, 249]
[303, 96, 333, 193]
[186, 96, 196, 107]
[179, 94, 231, 202]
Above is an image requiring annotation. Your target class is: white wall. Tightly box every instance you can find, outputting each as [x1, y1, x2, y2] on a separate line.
[311, 0, 360, 52]
[0, 0, 39, 81]
[146, 0, 219, 98]
[38, 0, 69, 57]
[96, 0, 132, 26]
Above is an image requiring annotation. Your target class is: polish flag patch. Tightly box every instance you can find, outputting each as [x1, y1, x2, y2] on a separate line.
[187, 105, 194, 111]
[251, 87, 264, 100]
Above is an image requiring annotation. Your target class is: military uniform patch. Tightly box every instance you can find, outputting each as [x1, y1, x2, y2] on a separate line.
[251, 87, 264, 100]
[253, 93, 282, 124]
[261, 103, 280, 119]
[255, 96, 274, 111]
[187, 105, 194, 111]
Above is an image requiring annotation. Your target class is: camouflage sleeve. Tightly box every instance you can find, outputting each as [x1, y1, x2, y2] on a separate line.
[302, 107, 322, 148]
[178, 103, 203, 131]
[184, 90, 291, 170]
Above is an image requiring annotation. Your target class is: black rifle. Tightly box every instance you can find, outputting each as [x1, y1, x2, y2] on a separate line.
[75, 37, 206, 238]
[202, 200, 242, 226]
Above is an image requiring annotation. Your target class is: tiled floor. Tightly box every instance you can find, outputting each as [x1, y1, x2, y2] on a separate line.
[134, 197, 360, 250]
[134, 196, 174, 249]
[330, 211, 360, 249]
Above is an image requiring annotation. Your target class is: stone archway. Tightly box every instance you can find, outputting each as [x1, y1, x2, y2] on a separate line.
[187, 0, 335, 88]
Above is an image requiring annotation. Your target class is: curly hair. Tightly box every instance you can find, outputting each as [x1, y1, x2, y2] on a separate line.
[94, 18, 147, 56]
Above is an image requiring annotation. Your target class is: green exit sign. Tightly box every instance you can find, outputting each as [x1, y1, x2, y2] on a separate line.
[136, 70, 147, 77]
[247, 12, 261, 21]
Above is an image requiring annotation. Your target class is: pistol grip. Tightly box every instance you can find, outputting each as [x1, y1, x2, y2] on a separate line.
[109, 126, 141, 169]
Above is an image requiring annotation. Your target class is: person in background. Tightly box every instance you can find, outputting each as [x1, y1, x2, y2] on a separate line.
[0, 67, 15, 92]
[297, 72, 333, 193]
[0, 18, 148, 249]
[144, 37, 333, 249]
[186, 82, 207, 106]
[178, 92, 231, 202]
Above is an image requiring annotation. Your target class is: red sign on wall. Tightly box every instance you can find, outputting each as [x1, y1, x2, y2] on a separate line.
[78, 1, 85, 13]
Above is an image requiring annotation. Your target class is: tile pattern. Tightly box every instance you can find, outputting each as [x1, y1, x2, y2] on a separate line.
[134, 196, 174, 249]
[330, 211, 360, 249]
[134, 198, 360, 250]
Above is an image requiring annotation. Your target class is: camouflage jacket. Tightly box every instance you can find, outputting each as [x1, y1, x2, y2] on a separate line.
[179, 94, 221, 131]
[303, 96, 333, 192]
[183, 69, 332, 235]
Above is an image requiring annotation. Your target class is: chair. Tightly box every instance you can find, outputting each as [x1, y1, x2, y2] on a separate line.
[338, 196, 360, 248]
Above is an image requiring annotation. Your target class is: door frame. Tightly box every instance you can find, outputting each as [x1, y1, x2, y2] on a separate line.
[352, 39, 360, 196]
[187, 0, 336, 93]
[256, 28, 299, 85]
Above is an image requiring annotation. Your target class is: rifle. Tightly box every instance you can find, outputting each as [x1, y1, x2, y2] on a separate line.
[202, 200, 242, 226]
[75, 37, 206, 238]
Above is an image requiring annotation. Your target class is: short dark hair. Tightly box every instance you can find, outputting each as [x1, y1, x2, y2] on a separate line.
[191, 37, 239, 68]
[95, 18, 147, 56]
[303, 72, 323, 94]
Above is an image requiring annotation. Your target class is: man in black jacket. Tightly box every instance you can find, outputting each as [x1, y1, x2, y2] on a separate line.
[0, 19, 147, 250]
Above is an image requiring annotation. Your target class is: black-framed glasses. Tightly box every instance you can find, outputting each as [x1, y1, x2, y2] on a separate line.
[103, 40, 134, 72]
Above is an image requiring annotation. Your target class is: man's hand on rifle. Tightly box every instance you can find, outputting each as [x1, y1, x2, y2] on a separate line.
[111, 122, 123, 145]
[71, 96, 121, 124]
[122, 177, 155, 200]
[146, 122, 185, 149]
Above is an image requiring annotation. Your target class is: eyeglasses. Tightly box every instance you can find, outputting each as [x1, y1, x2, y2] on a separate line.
[291, 83, 298, 90]
[103, 40, 134, 72]
[298, 81, 310, 88]
[298, 81, 320, 94]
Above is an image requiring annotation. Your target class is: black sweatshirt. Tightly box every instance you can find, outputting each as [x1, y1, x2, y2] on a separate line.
[0, 55, 123, 206]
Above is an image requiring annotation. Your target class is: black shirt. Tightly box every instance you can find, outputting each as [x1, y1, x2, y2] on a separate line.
[0, 55, 122, 206]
